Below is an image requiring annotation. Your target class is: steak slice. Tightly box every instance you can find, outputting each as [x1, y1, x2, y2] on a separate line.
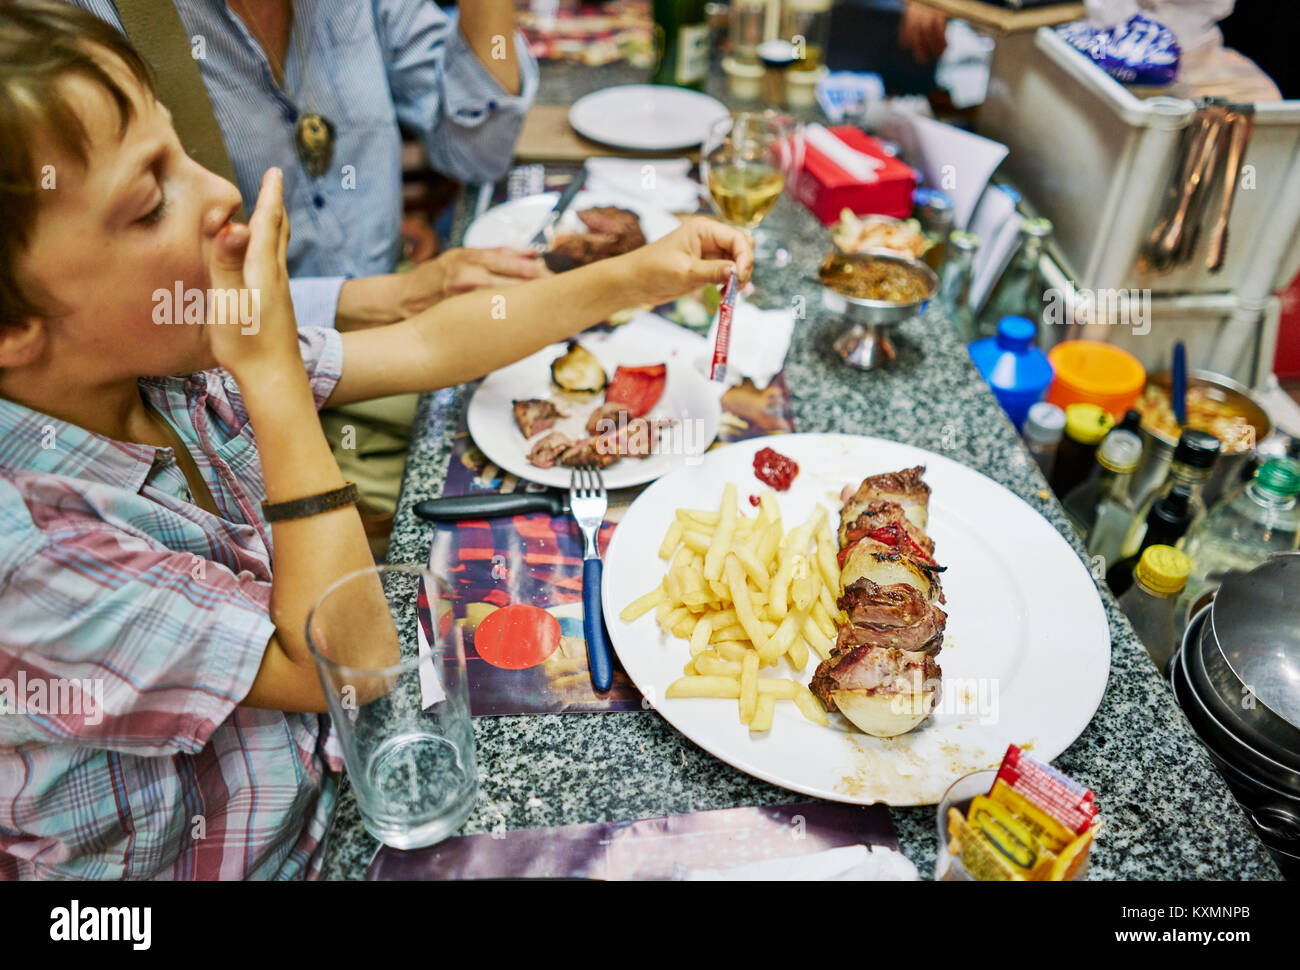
[558, 437, 616, 469]
[527, 431, 572, 469]
[513, 398, 564, 438]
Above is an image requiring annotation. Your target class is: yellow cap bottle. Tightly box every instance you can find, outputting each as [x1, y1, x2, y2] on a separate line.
[1134, 545, 1191, 596]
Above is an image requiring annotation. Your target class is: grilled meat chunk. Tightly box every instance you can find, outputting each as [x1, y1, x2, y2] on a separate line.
[840, 465, 931, 531]
[578, 207, 646, 241]
[558, 437, 617, 469]
[586, 402, 630, 435]
[835, 578, 947, 653]
[809, 644, 942, 712]
[513, 398, 564, 438]
[593, 417, 660, 459]
[526, 431, 572, 469]
[544, 208, 646, 273]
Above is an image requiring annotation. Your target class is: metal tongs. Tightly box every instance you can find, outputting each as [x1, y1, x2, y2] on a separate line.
[1140, 98, 1256, 274]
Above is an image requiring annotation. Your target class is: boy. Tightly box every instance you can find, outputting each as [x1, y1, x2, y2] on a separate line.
[0, 0, 751, 879]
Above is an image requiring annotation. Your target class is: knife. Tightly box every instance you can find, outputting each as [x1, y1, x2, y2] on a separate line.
[528, 165, 587, 253]
[414, 492, 567, 521]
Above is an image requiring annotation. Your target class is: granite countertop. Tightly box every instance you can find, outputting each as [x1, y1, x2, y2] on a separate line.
[318, 65, 1282, 881]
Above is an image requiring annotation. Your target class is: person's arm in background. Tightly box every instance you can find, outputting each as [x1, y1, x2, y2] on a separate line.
[455, 0, 522, 94]
[899, 0, 948, 64]
[326, 247, 549, 331]
[329, 218, 753, 407]
[377, 0, 539, 185]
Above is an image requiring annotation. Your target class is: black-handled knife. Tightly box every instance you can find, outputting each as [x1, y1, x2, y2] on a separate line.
[528, 165, 587, 252]
[414, 492, 568, 522]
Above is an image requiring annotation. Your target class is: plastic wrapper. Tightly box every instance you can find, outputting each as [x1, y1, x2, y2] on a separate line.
[1058, 13, 1182, 86]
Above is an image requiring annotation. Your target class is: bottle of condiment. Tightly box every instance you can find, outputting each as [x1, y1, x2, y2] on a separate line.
[1023, 402, 1066, 481]
[1117, 545, 1192, 677]
[1120, 428, 1220, 558]
[1064, 428, 1142, 556]
[1114, 408, 1142, 436]
[757, 39, 796, 106]
[937, 230, 980, 342]
[968, 317, 1055, 432]
[1177, 457, 1300, 617]
[1105, 483, 1195, 598]
[913, 188, 955, 274]
[653, 0, 710, 90]
[1049, 403, 1114, 499]
[976, 217, 1053, 340]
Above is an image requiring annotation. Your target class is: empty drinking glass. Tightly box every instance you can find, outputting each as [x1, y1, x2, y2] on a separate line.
[307, 564, 477, 849]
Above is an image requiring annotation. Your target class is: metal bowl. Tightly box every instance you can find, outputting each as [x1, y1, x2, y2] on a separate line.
[1182, 599, 1300, 789]
[1177, 611, 1300, 799]
[819, 250, 938, 370]
[1213, 553, 1300, 733]
[1130, 369, 1272, 507]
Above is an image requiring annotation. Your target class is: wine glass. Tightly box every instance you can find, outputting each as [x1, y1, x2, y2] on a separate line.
[700, 111, 801, 285]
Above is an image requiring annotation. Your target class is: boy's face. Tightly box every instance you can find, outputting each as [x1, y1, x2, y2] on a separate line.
[18, 51, 244, 382]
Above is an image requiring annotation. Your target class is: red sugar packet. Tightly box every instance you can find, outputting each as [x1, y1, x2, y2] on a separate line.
[996, 744, 1097, 835]
[709, 269, 738, 383]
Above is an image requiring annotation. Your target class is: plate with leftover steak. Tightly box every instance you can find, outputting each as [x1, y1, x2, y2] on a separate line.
[462, 191, 680, 270]
[466, 322, 722, 490]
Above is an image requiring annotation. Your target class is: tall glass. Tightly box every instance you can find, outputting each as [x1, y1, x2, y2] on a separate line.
[307, 564, 477, 850]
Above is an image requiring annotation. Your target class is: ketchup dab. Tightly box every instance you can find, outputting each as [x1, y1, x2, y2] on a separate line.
[752, 447, 799, 491]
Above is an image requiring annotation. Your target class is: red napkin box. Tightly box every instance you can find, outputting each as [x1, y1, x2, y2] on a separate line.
[794, 126, 917, 226]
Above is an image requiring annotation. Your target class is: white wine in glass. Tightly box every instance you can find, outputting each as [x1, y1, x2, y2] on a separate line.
[706, 163, 785, 230]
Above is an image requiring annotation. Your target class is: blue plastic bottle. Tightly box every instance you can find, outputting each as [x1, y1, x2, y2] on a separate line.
[968, 316, 1054, 432]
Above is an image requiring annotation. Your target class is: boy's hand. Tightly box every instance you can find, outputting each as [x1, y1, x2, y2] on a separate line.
[205, 168, 302, 381]
[625, 217, 754, 308]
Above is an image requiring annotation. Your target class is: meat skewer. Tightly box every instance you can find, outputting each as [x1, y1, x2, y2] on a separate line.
[809, 465, 946, 737]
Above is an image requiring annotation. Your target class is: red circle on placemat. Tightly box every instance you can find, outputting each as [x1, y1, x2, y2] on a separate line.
[472, 604, 562, 670]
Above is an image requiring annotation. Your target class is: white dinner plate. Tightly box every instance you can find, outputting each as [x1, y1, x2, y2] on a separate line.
[463, 190, 680, 252]
[465, 321, 722, 491]
[568, 84, 730, 152]
[601, 433, 1111, 806]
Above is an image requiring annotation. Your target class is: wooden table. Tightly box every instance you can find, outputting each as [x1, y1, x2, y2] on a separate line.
[909, 0, 1083, 34]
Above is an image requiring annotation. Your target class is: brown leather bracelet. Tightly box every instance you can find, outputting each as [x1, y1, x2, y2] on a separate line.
[261, 482, 360, 523]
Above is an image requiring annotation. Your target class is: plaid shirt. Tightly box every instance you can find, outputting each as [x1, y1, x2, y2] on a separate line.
[0, 328, 346, 880]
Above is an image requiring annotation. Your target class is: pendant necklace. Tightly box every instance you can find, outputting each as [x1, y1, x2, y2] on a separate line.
[231, 0, 335, 179]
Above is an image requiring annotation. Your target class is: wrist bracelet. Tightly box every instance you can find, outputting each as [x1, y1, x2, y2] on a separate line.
[262, 482, 360, 523]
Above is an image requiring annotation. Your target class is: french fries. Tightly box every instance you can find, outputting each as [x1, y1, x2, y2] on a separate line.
[624, 486, 833, 732]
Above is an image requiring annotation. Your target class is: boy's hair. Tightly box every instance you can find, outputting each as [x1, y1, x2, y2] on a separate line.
[0, 0, 156, 325]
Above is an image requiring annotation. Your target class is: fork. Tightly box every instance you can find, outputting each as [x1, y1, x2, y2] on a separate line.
[570, 465, 613, 691]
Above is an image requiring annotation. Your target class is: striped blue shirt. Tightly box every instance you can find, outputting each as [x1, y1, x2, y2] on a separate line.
[74, 0, 539, 328]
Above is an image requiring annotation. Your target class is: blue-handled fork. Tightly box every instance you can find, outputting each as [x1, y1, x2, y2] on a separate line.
[569, 465, 613, 691]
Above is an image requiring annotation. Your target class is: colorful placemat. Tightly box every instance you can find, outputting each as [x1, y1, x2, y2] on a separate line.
[366, 800, 898, 880]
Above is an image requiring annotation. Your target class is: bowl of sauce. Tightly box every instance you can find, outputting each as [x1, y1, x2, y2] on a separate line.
[819, 250, 938, 370]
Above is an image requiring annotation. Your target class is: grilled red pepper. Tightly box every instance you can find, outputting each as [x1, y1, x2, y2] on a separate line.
[604, 363, 667, 417]
[836, 523, 937, 567]
[868, 523, 936, 565]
